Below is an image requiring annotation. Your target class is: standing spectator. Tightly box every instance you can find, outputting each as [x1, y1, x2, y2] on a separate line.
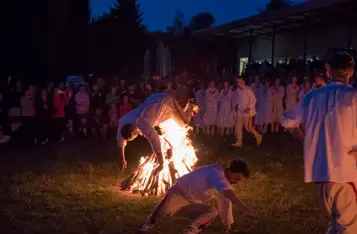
[255, 79, 273, 134]
[281, 52, 357, 233]
[216, 81, 234, 136]
[298, 79, 313, 101]
[64, 85, 76, 137]
[108, 104, 118, 129]
[127, 83, 141, 108]
[119, 80, 127, 96]
[119, 95, 133, 119]
[75, 86, 90, 116]
[96, 77, 106, 93]
[35, 89, 53, 144]
[194, 83, 206, 134]
[106, 87, 120, 106]
[285, 76, 300, 112]
[21, 89, 36, 142]
[204, 81, 219, 136]
[144, 83, 153, 99]
[53, 83, 67, 141]
[271, 78, 285, 133]
[91, 84, 105, 114]
[231, 76, 262, 147]
[314, 73, 328, 89]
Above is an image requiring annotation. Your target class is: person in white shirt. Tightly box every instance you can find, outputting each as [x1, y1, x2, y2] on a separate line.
[216, 81, 234, 136]
[137, 159, 258, 234]
[281, 52, 357, 233]
[250, 76, 265, 130]
[203, 81, 219, 136]
[285, 76, 300, 112]
[117, 93, 198, 172]
[271, 78, 285, 132]
[232, 76, 262, 147]
[298, 79, 313, 101]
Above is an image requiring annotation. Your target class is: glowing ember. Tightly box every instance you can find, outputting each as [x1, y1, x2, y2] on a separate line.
[121, 119, 198, 196]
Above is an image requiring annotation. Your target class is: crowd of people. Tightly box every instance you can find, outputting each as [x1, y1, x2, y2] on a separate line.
[0, 68, 342, 147]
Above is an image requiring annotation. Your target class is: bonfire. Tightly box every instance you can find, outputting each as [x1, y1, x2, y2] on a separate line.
[121, 119, 198, 196]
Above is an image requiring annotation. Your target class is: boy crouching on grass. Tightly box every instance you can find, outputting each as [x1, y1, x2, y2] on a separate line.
[137, 159, 259, 234]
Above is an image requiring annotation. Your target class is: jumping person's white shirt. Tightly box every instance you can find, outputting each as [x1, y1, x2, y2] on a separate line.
[281, 82, 357, 184]
[233, 86, 257, 118]
[117, 92, 194, 153]
[175, 164, 234, 226]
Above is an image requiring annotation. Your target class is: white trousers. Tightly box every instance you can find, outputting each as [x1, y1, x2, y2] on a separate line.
[235, 116, 261, 144]
[318, 183, 357, 234]
[143, 186, 218, 233]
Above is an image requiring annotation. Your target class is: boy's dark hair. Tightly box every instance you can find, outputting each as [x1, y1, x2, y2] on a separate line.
[229, 159, 249, 177]
[326, 52, 355, 81]
[121, 124, 136, 140]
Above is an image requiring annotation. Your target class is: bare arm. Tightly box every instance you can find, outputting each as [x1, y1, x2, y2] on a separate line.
[222, 189, 259, 218]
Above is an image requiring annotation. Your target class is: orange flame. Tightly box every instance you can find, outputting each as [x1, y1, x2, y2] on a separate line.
[130, 119, 198, 195]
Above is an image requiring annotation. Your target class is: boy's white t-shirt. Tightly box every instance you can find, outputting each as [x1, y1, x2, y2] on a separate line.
[175, 165, 233, 203]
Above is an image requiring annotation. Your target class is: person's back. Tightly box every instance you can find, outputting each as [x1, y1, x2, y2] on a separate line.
[281, 52, 357, 233]
[302, 84, 357, 183]
[175, 164, 231, 203]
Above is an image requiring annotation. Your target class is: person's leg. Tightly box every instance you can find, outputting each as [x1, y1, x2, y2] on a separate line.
[232, 117, 243, 147]
[139, 188, 190, 232]
[182, 204, 218, 234]
[318, 183, 357, 234]
[244, 117, 262, 146]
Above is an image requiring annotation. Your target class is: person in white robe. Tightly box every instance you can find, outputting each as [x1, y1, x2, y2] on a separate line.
[117, 92, 199, 171]
[203, 82, 219, 136]
[281, 52, 357, 233]
[255, 79, 273, 134]
[216, 81, 234, 136]
[231, 76, 263, 147]
[285, 76, 300, 112]
[271, 78, 285, 132]
[298, 79, 313, 101]
[194, 83, 206, 134]
[137, 160, 258, 234]
[250, 76, 264, 129]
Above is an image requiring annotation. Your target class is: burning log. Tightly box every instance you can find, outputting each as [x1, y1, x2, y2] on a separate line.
[120, 119, 198, 196]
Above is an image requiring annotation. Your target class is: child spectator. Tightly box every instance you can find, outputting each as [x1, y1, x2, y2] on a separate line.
[106, 87, 120, 106]
[53, 83, 67, 141]
[91, 108, 108, 140]
[119, 95, 133, 119]
[75, 86, 90, 116]
[64, 85, 76, 137]
[21, 88, 36, 142]
[108, 103, 118, 129]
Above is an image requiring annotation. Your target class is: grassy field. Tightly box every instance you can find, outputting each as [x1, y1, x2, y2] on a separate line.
[0, 131, 328, 234]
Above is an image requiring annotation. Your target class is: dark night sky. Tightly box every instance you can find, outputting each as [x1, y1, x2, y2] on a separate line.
[91, 0, 307, 31]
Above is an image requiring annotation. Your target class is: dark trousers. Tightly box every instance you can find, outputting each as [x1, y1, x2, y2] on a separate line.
[52, 118, 66, 140]
[22, 116, 36, 141]
[36, 117, 51, 141]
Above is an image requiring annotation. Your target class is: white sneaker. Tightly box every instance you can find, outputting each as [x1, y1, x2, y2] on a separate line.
[231, 142, 242, 148]
[256, 135, 263, 146]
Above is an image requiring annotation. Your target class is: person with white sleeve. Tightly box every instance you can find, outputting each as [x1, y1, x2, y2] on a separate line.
[281, 52, 357, 234]
[232, 76, 262, 148]
[117, 92, 199, 172]
[137, 159, 258, 234]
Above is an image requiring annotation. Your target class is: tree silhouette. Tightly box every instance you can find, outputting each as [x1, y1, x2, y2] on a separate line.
[258, 0, 294, 13]
[186, 12, 215, 32]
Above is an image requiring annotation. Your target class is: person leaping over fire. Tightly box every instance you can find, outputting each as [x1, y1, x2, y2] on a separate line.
[117, 92, 199, 172]
[137, 159, 259, 234]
